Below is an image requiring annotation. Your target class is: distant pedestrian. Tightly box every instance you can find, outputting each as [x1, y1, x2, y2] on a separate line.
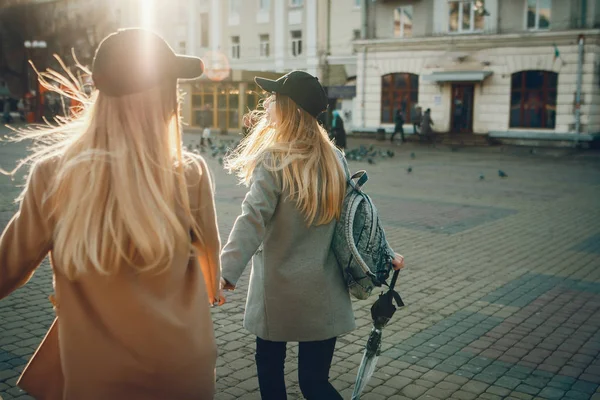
[201, 126, 213, 148]
[17, 98, 25, 121]
[413, 105, 422, 135]
[2, 97, 12, 124]
[391, 109, 405, 143]
[421, 108, 435, 142]
[331, 109, 347, 149]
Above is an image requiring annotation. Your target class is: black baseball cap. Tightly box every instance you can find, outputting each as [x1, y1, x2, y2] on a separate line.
[92, 28, 204, 97]
[255, 70, 328, 118]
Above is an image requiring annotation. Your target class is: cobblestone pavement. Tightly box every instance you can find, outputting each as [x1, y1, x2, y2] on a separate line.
[1, 128, 600, 400]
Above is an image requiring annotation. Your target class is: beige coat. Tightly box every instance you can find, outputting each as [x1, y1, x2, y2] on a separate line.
[0, 155, 221, 400]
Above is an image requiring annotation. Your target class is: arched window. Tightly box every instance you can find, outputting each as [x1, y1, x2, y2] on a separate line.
[510, 70, 557, 129]
[381, 73, 419, 123]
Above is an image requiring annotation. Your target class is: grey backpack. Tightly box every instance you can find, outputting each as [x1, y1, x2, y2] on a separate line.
[332, 158, 395, 300]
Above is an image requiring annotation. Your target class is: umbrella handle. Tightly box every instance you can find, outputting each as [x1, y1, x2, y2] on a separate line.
[389, 269, 400, 290]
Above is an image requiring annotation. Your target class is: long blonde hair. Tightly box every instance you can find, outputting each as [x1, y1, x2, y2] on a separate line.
[2, 61, 201, 279]
[226, 94, 345, 226]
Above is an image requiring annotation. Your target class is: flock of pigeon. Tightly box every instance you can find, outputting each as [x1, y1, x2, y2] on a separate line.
[186, 140, 508, 179]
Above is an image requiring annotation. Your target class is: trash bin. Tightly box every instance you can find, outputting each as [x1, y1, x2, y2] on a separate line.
[376, 128, 386, 141]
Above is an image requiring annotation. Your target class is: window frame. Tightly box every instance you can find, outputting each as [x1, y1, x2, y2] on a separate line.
[289, 0, 304, 8]
[509, 70, 557, 130]
[380, 73, 419, 124]
[525, 0, 551, 30]
[394, 6, 413, 38]
[231, 36, 240, 59]
[259, 34, 270, 58]
[229, 0, 241, 15]
[448, 0, 485, 34]
[291, 30, 302, 57]
[258, 0, 270, 12]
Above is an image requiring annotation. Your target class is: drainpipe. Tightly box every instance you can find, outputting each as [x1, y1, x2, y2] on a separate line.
[360, 0, 368, 130]
[580, 0, 587, 28]
[361, 0, 368, 40]
[575, 35, 584, 146]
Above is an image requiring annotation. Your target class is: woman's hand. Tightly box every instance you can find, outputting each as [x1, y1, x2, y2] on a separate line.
[220, 277, 235, 291]
[392, 253, 405, 271]
[214, 291, 226, 306]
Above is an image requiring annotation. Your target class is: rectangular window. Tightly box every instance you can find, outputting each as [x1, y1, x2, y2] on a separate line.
[231, 36, 240, 59]
[353, 29, 361, 40]
[394, 6, 413, 38]
[291, 30, 302, 56]
[229, 0, 241, 25]
[290, 0, 303, 7]
[259, 0, 270, 11]
[229, 0, 241, 15]
[260, 34, 270, 58]
[448, 1, 485, 33]
[200, 13, 209, 47]
[354, 0, 361, 8]
[179, 41, 187, 54]
[527, 0, 551, 29]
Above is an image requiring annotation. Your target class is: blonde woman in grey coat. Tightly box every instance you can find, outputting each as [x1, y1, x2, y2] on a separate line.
[220, 70, 404, 400]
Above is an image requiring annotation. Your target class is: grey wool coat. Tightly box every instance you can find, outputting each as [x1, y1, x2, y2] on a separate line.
[220, 153, 356, 342]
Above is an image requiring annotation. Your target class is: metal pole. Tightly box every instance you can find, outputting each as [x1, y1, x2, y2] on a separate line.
[574, 35, 584, 147]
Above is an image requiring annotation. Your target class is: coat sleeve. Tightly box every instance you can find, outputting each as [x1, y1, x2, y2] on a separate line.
[191, 157, 222, 305]
[0, 162, 53, 300]
[220, 163, 281, 287]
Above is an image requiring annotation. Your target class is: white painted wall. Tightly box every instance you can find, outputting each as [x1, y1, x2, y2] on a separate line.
[358, 41, 600, 135]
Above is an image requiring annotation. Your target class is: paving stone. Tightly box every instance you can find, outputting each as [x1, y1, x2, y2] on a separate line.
[399, 369, 423, 380]
[461, 380, 489, 395]
[570, 380, 599, 394]
[450, 390, 478, 400]
[485, 385, 511, 396]
[388, 376, 413, 390]
[564, 390, 594, 400]
[538, 387, 567, 399]
[495, 376, 522, 390]
[401, 384, 428, 399]
[372, 385, 398, 397]
[420, 371, 447, 384]
[514, 384, 541, 396]
[507, 391, 534, 400]
[523, 375, 550, 389]
[473, 373, 498, 385]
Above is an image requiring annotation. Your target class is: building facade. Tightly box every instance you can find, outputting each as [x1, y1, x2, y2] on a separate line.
[113, 0, 362, 132]
[355, 0, 600, 145]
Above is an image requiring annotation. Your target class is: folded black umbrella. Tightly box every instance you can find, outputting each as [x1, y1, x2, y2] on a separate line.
[352, 269, 405, 399]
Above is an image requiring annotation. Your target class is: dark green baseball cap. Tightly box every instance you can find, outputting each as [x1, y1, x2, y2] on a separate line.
[255, 70, 328, 118]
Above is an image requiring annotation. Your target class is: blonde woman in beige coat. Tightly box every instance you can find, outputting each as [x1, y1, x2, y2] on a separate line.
[0, 29, 223, 399]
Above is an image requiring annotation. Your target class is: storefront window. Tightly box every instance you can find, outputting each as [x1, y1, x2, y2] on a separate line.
[191, 83, 215, 128]
[192, 82, 270, 129]
[380, 73, 419, 123]
[509, 70, 557, 129]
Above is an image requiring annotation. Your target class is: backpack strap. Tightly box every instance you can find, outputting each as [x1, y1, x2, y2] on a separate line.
[335, 150, 368, 190]
[351, 171, 368, 190]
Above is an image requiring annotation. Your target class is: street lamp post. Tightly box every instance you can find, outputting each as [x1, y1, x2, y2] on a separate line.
[24, 40, 47, 122]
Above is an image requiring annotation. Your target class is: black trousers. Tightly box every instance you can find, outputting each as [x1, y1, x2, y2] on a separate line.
[391, 127, 405, 142]
[255, 336, 342, 400]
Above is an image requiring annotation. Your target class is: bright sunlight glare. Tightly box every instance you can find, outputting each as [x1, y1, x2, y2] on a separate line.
[140, 0, 155, 29]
